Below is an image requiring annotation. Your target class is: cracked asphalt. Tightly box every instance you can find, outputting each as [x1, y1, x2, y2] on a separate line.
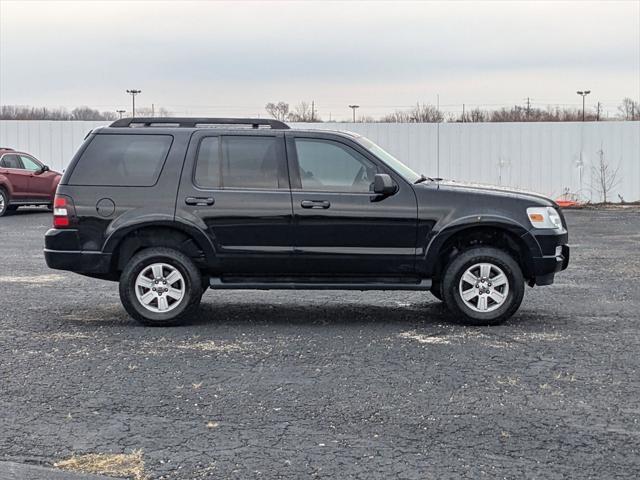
[1, 208, 639, 479]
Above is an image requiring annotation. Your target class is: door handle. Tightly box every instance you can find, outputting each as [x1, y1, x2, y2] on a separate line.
[301, 200, 330, 209]
[185, 196, 214, 206]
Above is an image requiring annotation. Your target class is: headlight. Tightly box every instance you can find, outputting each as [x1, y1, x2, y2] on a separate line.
[527, 207, 563, 229]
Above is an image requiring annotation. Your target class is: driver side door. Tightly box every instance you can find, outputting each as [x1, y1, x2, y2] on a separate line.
[286, 133, 418, 275]
[20, 155, 50, 201]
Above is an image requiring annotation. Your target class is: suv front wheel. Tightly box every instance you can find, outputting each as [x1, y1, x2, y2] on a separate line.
[441, 247, 524, 325]
[119, 247, 203, 326]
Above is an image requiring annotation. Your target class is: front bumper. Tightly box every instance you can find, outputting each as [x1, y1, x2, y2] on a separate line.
[527, 228, 570, 286]
[44, 228, 111, 274]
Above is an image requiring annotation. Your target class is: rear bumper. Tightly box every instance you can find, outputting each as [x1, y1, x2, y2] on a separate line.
[44, 249, 112, 274]
[44, 228, 111, 274]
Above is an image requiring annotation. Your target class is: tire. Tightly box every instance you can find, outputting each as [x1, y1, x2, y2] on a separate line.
[0, 188, 9, 217]
[119, 247, 203, 326]
[441, 247, 524, 326]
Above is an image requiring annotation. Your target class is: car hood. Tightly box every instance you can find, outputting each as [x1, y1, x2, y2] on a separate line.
[431, 179, 556, 206]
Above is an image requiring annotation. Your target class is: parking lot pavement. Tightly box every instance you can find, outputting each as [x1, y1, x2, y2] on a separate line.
[1, 208, 639, 479]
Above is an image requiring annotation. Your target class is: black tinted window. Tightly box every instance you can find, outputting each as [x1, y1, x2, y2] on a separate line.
[69, 134, 172, 186]
[294, 139, 377, 192]
[195, 136, 283, 189]
[1, 154, 23, 169]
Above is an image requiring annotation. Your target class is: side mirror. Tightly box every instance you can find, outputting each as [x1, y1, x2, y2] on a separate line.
[36, 165, 49, 175]
[373, 173, 398, 196]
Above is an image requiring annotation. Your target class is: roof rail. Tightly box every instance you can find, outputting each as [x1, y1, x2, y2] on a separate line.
[109, 117, 290, 129]
[0, 147, 14, 151]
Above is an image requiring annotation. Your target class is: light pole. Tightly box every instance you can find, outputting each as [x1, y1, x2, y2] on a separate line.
[348, 105, 360, 122]
[126, 89, 142, 117]
[576, 90, 591, 121]
[116, 109, 126, 119]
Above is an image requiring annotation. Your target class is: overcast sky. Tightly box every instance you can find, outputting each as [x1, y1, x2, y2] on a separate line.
[0, 0, 638, 120]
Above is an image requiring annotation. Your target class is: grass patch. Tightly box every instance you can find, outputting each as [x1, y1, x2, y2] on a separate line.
[55, 450, 145, 479]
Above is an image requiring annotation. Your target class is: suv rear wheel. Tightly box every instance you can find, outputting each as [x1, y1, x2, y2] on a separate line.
[119, 247, 203, 326]
[441, 247, 524, 325]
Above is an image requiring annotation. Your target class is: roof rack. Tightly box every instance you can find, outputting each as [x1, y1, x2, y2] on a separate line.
[0, 147, 14, 151]
[109, 117, 290, 129]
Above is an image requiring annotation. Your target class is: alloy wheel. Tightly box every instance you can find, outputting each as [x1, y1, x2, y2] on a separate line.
[134, 263, 185, 313]
[458, 262, 509, 313]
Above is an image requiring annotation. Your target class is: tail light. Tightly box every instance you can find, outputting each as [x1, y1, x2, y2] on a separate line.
[53, 195, 76, 228]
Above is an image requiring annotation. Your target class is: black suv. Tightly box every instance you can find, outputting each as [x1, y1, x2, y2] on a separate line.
[45, 118, 569, 326]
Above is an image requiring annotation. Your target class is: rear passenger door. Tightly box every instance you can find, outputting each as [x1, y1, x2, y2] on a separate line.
[177, 131, 294, 274]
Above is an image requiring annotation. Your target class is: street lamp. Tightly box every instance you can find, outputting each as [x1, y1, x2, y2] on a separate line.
[576, 90, 591, 121]
[116, 109, 126, 119]
[126, 89, 142, 117]
[348, 104, 360, 122]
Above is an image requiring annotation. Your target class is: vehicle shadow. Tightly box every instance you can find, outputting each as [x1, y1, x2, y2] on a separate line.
[191, 298, 453, 327]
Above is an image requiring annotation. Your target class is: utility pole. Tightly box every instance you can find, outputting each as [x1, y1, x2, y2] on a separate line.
[462, 103, 465, 123]
[436, 94, 440, 178]
[576, 90, 591, 121]
[525, 97, 531, 120]
[348, 104, 360, 122]
[116, 109, 126, 119]
[596, 102, 602, 121]
[151, 103, 155, 117]
[311, 101, 315, 122]
[126, 89, 141, 117]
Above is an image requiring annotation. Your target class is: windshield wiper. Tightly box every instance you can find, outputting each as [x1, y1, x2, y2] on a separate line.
[414, 174, 435, 184]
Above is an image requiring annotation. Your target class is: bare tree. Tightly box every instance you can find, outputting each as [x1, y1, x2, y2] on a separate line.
[0, 105, 116, 120]
[287, 101, 321, 122]
[591, 144, 621, 203]
[618, 97, 639, 120]
[454, 107, 489, 123]
[75, 107, 114, 120]
[381, 102, 443, 123]
[133, 107, 171, 117]
[265, 101, 290, 121]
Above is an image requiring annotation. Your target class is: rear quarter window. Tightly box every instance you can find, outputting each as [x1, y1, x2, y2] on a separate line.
[69, 134, 173, 186]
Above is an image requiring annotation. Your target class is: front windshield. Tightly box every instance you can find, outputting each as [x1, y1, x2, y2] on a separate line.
[355, 135, 422, 183]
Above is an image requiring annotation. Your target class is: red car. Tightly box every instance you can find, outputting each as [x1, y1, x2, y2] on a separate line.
[0, 147, 62, 216]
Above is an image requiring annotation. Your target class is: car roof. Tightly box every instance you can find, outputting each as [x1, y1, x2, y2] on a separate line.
[0, 147, 28, 156]
[96, 118, 362, 141]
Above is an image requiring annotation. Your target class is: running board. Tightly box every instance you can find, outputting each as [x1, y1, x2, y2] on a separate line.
[209, 277, 431, 291]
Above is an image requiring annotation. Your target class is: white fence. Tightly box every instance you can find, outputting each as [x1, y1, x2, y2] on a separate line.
[1, 120, 639, 202]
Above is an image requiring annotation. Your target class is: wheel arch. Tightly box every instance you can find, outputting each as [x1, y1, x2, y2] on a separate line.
[104, 221, 216, 272]
[0, 178, 12, 197]
[424, 218, 538, 282]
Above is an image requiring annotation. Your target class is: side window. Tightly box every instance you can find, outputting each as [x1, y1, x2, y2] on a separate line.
[1, 154, 23, 169]
[20, 156, 41, 171]
[69, 134, 173, 186]
[294, 139, 377, 192]
[194, 136, 283, 189]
